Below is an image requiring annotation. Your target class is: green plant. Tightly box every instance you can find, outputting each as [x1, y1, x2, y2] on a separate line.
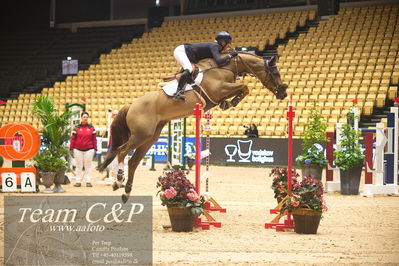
[33, 150, 66, 172]
[334, 109, 364, 171]
[31, 96, 73, 172]
[296, 103, 329, 166]
[32, 96, 73, 151]
[0, 155, 3, 167]
[156, 169, 206, 215]
[280, 176, 328, 214]
[270, 167, 300, 202]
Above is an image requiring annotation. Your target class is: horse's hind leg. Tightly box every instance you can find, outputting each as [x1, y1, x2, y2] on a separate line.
[111, 152, 129, 191]
[122, 122, 167, 203]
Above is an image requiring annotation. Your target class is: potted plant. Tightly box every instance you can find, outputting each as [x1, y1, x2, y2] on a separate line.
[334, 109, 364, 195]
[32, 150, 66, 193]
[156, 169, 206, 232]
[31, 96, 73, 193]
[270, 167, 299, 203]
[280, 175, 328, 234]
[296, 103, 329, 180]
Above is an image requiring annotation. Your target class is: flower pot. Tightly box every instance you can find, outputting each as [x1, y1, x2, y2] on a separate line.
[292, 208, 322, 234]
[53, 168, 66, 193]
[302, 164, 323, 180]
[167, 206, 196, 232]
[40, 172, 56, 194]
[340, 164, 363, 195]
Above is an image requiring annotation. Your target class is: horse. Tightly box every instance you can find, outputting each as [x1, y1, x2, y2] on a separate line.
[98, 53, 288, 203]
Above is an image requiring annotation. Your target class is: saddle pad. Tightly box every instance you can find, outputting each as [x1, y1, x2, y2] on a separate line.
[161, 72, 203, 97]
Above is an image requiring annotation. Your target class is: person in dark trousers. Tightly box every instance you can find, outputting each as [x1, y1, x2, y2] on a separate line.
[244, 124, 259, 138]
[70, 111, 97, 187]
[172, 31, 238, 101]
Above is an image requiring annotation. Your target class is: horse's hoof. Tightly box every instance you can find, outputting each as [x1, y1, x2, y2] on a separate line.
[112, 182, 119, 191]
[122, 194, 129, 203]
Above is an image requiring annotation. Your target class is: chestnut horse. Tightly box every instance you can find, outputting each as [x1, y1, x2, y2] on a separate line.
[98, 53, 288, 202]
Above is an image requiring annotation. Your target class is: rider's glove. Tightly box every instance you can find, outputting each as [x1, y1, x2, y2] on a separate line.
[230, 51, 238, 58]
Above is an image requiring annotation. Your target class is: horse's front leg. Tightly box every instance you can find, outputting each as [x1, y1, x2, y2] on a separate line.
[219, 83, 249, 110]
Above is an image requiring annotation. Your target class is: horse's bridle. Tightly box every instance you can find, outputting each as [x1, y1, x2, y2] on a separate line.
[235, 55, 282, 97]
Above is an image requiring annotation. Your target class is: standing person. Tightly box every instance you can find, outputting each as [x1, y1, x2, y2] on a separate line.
[70, 111, 97, 187]
[244, 124, 259, 138]
[103, 109, 124, 184]
[172, 31, 238, 101]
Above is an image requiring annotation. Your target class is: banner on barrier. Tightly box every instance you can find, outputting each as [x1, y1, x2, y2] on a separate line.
[146, 137, 196, 163]
[209, 138, 303, 166]
[171, 119, 183, 167]
[144, 137, 303, 165]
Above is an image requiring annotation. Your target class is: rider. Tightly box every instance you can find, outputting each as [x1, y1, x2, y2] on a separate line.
[172, 31, 238, 101]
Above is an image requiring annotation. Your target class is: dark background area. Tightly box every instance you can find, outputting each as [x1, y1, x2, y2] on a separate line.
[0, 0, 337, 34]
[0, 0, 50, 33]
[55, 0, 111, 23]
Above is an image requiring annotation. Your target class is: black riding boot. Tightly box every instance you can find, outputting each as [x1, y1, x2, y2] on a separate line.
[173, 69, 191, 101]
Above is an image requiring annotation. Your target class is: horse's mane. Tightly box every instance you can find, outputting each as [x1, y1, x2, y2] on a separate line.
[220, 50, 264, 60]
[237, 51, 264, 60]
[198, 50, 264, 71]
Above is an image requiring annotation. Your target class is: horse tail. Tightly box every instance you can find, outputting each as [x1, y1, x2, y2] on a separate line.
[97, 105, 130, 172]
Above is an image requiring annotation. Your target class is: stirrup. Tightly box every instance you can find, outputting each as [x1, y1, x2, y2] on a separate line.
[173, 90, 186, 101]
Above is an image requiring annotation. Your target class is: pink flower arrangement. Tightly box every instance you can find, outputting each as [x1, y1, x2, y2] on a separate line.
[187, 189, 199, 201]
[280, 175, 328, 214]
[165, 187, 177, 199]
[270, 167, 300, 202]
[156, 169, 206, 215]
[290, 194, 300, 207]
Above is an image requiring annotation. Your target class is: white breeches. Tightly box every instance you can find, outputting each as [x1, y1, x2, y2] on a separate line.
[109, 156, 125, 176]
[173, 45, 193, 72]
[74, 149, 95, 183]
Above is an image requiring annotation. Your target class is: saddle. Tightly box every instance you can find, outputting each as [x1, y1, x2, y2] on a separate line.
[162, 64, 199, 83]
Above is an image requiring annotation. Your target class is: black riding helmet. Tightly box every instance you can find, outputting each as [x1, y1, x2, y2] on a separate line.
[215, 31, 232, 44]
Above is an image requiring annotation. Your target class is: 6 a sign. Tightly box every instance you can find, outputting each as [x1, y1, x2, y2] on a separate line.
[0, 168, 37, 192]
[0, 123, 40, 192]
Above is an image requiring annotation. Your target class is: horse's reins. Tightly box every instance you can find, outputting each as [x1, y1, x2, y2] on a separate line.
[199, 65, 236, 77]
[193, 58, 238, 108]
[201, 55, 279, 96]
[193, 54, 280, 106]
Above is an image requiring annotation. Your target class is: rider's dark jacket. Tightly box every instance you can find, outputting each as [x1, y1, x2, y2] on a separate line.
[184, 42, 231, 65]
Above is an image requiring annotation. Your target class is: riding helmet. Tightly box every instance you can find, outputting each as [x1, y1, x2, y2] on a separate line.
[215, 31, 232, 43]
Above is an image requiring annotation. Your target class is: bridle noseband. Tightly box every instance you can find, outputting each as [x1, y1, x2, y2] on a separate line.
[235, 55, 282, 97]
[263, 58, 283, 96]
